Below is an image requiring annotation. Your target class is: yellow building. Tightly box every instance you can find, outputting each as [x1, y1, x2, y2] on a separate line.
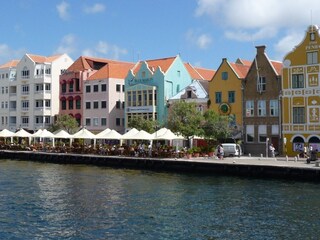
[208, 58, 251, 138]
[282, 25, 320, 156]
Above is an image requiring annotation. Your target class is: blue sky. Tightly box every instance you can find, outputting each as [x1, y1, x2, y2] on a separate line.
[1, 0, 320, 70]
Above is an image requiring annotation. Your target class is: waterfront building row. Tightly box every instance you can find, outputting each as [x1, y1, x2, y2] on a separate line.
[0, 25, 319, 157]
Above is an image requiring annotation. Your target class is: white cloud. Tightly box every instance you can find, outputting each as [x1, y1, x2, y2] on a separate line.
[55, 34, 77, 55]
[82, 41, 127, 59]
[195, 0, 320, 40]
[186, 29, 212, 49]
[274, 31, 304, 60]
[83, 3, 105, 14]
[0, 44, 25, 64]
[56, 1, 70, 20]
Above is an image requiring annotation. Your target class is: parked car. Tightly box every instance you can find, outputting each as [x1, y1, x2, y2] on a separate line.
[221, 143, 242, 157]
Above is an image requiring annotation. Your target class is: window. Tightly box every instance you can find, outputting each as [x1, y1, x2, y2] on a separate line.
[122, 101, 125, 109]
[93, 101, 99, 109]
[293, 107, 305, 124]
[85, 118, 91, 126]
[45, 100, 51, 108]
[21, 117, 29, 125]
[22, 100, 29, 111]
[222, 72, 228, 80]
[177, 70, 181, 77]
[116, 84, 121, 92]
[62, 83, 66, 93]
[68, 99, 73, 109]
[93, 85, 98, 92]
[93, 118, 99, 126]
[76, 100, 81, 109]
[292, 74, 304, 88]
[246, 125, 254, 142]
[258, 125, 267, 142]
[86, 85, 91, 93]
[45, 68, 51, 74]
[85, 102, 91, 109]
[35, 116, 43, 124]
[44, 116, 50, 124]
[61, 100, 66, 110]
[270, 100, 279, 116]
[116, 100, 121, 109]
[258, 100, 266, 116]
[21, 68, 29, 78]
[101, 101, 107, 108]
[257, 76, 266, 92]
[116, 118, 121, 126]
[310, 32, 316, 41]
[246, 100, 254, 117]
[122, 85, 125, 92]
[101, 84, 106, 92]
[187, 90, 192, 98]
[21, 85, 29, 95]
[35, 100, 43, 108]
[228, 91, 235, 103]
[69, 83, 74, 92]
[101, 118, 107, 126]
[307, 51, 318, 65]
[45, 84, 51, 91]
[75, 78, 80, 91]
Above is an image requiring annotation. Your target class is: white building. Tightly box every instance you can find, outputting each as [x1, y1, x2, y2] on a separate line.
[0, 54, 73, 132]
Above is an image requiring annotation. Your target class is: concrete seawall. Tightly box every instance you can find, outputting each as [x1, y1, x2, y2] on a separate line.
[0, 150, 320, 182]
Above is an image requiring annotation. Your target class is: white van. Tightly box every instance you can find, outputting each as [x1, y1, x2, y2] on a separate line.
[221, 143, 242, 157]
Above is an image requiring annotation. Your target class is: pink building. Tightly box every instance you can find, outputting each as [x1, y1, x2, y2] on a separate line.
[59, 56, 134, 132]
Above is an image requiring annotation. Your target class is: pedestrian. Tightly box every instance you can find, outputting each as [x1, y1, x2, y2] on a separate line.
[218, 144, 224, 160]
[269, 144, 275, 158]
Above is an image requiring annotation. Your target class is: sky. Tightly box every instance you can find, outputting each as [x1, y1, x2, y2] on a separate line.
[1, 0, 320, 70]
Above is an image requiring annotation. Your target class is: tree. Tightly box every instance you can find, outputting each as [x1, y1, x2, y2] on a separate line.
[128, 116, 157, 133]
[48, 114, 79, 134]
[167, 101, 204, 144]
[202, 109, 231, 143]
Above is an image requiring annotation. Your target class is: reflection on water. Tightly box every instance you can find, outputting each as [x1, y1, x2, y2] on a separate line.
[0, 159, 319, 239]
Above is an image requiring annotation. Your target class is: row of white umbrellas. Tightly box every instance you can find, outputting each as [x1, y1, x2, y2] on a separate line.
[0, 127, 184, 141]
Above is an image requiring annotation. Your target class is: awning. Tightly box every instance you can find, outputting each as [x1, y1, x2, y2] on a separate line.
[67, 96, 73, 100]
[74, 95, 81, 100]
[75, 113, 81, 119]
[60, 96, 66, 101]
[60, 79, 67, 84]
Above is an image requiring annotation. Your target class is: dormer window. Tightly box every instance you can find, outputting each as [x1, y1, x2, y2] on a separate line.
[187, 90, 192, 98]
[310, 32, 316, 41]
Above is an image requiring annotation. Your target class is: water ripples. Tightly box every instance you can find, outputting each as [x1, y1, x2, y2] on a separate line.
[0, 160, 320, 239]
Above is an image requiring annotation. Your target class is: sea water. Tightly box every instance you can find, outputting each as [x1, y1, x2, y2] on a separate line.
[0, 159, 319, 240]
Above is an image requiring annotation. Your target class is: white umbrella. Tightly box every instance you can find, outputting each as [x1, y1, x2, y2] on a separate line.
[32, 129, 43, 137]
[0, 129, 14, 137]
[53, 129, 72, 139]
[0, 129, 14, 143]
[100, 129, 122, 140]
[122, 128, 139, 139]
[14, 128, 32, 137]
[72, 128, 96, 139]
[155, 129, 184, 140]
[13, 128, 32, 145]
[152, 127, 168, 138]
[125, 130, 154, 140]
[95, 128, 111, 138]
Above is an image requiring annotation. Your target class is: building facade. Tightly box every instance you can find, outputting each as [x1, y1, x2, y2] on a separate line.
[208, 58, 251, 139]
[243, 46, 282, 156]
[282, 25, 320, 156]
[59, 56, 133, 131]
[0, 54, 73, 132]
[124, 55, 194, 128]
[83, 62, 134, 133]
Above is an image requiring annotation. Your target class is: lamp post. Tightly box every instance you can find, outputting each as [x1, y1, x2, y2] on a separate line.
[266, 138, 269, 158]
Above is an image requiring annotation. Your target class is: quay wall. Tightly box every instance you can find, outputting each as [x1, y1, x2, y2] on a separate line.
[0, 150, 319, 182]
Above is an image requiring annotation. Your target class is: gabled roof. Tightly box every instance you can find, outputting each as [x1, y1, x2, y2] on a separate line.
[0, 60, 19, 69]
[132, 56, 176, 75]
[27, 54, 63, 63]
[67, 56, 131, 72]
[193, 67, 216, 81]
[229, 62, 250, 79]
[270, 61, 283, 76]
[236, 58, 252, 66]
[87, 62, 135, 80]
[170, 80, 208, 100]
[184, 63, 203, 80]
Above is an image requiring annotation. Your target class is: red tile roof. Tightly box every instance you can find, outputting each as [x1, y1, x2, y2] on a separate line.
[270, 60, 283, 75]
[132, 56, 176, 75]
[236, 58, 252, 66]
[229, 62, 250, 79]
[87, 62, 135, 80]
[193, 66, 216, 81]
[0, 60, 19, 69]
[27, 54, 63, 63]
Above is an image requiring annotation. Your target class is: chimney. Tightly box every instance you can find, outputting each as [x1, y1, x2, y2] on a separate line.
[256, 45, 266, 54]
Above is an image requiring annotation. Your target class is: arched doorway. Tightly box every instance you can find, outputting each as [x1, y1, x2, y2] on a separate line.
[292, 136, 304, 152]
[308, 136, 320, 152]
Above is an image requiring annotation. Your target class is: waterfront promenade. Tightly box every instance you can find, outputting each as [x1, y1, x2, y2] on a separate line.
[0, 149, 319, 181]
